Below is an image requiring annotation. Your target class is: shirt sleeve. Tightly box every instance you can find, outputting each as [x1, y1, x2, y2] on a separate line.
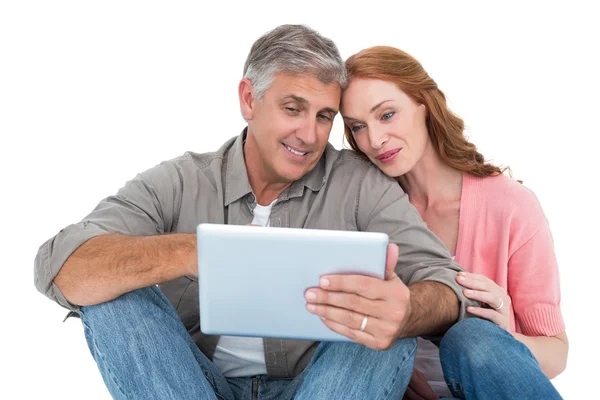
[33, 159, 183, 311]
[357, 167, 478, 325]
[508, 217, 565, 336]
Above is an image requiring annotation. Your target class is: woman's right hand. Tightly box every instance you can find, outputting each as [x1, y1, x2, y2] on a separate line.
[457, 271, 512, 331]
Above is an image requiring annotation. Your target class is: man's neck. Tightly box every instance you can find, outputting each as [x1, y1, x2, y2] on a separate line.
[251, 179, 291, 206]
[243, 137, 292, 206]
[398, 141, 462, 210]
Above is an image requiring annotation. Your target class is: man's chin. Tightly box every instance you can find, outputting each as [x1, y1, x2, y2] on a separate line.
[276, 165, 310, 183]
[273, 156, 313, 178]
[279, 171, 306, 183]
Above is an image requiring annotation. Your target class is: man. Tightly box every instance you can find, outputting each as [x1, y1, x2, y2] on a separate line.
[34, 25, 561, 399]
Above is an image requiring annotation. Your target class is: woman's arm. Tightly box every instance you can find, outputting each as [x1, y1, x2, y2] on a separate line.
[513, 331, 568, 379]
[508, 209, 567, 378]
[459, 272, 569, 380]
[461, 181, 568, 378]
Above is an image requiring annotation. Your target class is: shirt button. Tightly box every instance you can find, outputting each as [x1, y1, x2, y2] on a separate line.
[248, 193, 255, 203]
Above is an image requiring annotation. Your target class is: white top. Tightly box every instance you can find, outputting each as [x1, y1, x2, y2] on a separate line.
[211, 199, 276, 378]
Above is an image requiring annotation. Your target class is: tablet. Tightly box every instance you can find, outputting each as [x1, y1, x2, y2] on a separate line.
[197, 223, 388, 342]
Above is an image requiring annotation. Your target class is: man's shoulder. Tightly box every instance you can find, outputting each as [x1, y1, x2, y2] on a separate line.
[132, 137, 237, 192]
[326, 146, 370, 164]
[161, 136, 237, 173]
[323, 146, 399, 193]
[325, 147, 376, 175]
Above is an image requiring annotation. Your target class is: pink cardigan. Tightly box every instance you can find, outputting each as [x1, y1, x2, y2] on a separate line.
[455, 173, 565, 336]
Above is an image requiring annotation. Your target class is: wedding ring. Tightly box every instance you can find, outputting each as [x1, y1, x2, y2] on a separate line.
[359, 315, 368, 331]
[494, 297, 504, 311]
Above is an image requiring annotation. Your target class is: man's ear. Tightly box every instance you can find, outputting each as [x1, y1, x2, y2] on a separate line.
[239, 78, 256, 121]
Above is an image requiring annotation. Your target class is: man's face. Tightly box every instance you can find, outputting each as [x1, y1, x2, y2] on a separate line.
[242, 73, 341, 185]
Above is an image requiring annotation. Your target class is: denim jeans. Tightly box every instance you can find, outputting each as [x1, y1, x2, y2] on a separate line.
[439, 318, 563, 399]
[80, 286, 416, 399]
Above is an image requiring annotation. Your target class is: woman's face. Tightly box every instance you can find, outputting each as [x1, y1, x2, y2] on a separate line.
[341, 78, 430, 178]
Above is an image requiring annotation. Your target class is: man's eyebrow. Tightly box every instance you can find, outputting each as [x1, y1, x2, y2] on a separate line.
[280, 95, 308, 104]
[281, 95, 338, 114]
[343, 100, 394, 122]
[320, 107, 339, 115]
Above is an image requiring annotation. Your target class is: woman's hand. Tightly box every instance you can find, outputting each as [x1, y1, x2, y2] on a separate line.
[457, 271, 511, 330]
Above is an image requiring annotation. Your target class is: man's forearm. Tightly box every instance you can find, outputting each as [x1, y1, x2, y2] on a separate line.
[54, 233, 196, 307]
[398, 281, 459, 338]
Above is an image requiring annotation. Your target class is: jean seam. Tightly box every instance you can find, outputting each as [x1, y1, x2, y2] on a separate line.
[377, 340, 417, 400]
[201, 370, 226, 400]
[447, 380, 464, 397]
[83, 322, 129, 398]
[200, 366, 230, 400]
[147, 285, 177, 310]
[152, 285, 227, 400]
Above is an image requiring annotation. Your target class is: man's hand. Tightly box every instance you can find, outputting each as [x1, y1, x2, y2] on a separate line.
[304, 243, 412, 350]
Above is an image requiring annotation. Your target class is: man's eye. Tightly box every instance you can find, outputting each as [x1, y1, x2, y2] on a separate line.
[317, 114, 331, 122]
[286, 107, 299, 113]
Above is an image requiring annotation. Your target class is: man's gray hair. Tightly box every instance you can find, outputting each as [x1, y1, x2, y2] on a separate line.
[243, 25, 347, 100]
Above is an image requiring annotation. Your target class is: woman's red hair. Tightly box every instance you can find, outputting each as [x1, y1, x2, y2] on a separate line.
[344, 46, 506, 178]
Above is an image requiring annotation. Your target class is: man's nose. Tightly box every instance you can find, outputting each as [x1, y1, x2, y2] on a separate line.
[296, 116, 318, 145]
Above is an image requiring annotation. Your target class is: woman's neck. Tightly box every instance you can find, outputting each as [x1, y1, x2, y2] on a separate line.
[398, 141, 463, 210]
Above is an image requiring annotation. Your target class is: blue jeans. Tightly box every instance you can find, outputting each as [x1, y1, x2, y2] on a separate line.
[439, 318, 563, 399]
[80, 286, 416, 399]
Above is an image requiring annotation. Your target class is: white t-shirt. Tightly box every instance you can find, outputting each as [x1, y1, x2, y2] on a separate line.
[211, 199, 276, 378]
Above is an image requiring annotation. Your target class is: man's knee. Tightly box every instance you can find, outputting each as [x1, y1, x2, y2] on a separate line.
[81, 286, 164, 314]
[309, 338, 417, 376]
[439, 318, 513, 369]
[390, 337, 417, 364]
[318, 337, 416, 363]
[80, 286, 173, 331]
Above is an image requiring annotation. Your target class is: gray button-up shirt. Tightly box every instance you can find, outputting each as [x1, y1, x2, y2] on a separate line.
[34, 130, 473, 378]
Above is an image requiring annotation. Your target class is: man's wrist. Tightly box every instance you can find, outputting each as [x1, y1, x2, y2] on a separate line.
[396, 281, 459, 339]
[183, 234, 198, 276]
[396, 290, 413, 339]
[159, 233, 197, 277]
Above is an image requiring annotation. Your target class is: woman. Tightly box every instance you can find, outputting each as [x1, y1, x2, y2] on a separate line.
[340, 46, 568, 399]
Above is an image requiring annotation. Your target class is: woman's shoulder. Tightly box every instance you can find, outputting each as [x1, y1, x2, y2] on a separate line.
[465, 172, 540, 207]
[463, 172, 546, 225]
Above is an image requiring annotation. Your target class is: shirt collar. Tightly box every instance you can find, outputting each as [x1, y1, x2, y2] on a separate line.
[223, 128, 328, 206]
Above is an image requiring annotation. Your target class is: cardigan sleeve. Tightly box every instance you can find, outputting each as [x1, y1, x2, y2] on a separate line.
[507, 212, 565, 336]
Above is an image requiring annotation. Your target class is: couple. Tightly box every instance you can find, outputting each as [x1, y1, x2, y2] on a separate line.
[34, 24, 567, 399]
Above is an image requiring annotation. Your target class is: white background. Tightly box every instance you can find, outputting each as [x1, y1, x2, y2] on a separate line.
[1, 1, 597, 398]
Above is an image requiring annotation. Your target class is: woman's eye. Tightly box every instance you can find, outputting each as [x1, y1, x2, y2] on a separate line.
[351, 125, 365, 133]
[382, 112, 394, 120]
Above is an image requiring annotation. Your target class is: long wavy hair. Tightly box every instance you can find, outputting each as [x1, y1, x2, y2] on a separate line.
[343, 46, 507, 178]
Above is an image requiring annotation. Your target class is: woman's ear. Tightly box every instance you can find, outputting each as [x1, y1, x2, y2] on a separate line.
[417, 102, 428, 121]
